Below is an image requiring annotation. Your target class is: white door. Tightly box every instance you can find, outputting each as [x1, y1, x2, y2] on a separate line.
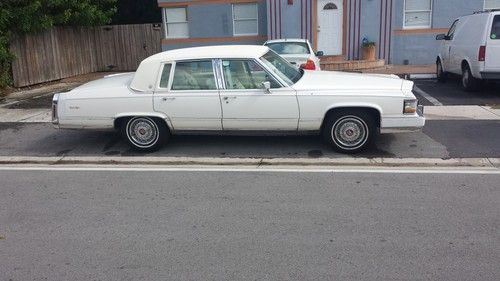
[219, 59, 299, 130]
[317, 0, 343, 55]
[153, 60, 223, 131]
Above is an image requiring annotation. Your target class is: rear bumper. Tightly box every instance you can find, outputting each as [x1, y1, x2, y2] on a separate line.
[380, 105, 425, 133]
[480, 72, 500, 79]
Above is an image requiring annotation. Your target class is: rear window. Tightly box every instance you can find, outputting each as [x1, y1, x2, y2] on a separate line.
[491, 15, 500, 40]
[265, 42, 310, 55]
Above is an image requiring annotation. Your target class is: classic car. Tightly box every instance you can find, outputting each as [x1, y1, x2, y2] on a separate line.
[52, 45, 425, 153]
[264, 39, 322, 70]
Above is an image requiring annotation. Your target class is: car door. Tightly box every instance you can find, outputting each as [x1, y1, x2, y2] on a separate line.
[217, 59, 299, 131]
[153, 60, 222, 131]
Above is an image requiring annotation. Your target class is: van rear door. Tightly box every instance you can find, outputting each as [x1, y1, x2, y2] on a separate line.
[485, 14, 500, 72]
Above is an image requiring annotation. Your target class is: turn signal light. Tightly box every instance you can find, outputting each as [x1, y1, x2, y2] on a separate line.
[300, 59, 316, 70]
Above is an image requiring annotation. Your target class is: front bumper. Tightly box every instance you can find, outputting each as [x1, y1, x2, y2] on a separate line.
[380, 105, 425, 133]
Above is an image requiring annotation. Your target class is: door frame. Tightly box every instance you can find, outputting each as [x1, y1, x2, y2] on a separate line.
[313, 0, 347, 57]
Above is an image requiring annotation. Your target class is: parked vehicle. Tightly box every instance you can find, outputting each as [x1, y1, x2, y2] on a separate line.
[436, 10, 500, 91]
[264, 39, 322, 70]
[52, 45, 424, 153]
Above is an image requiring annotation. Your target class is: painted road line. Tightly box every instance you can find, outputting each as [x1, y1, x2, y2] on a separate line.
[413, 86, 443, 106]
[0, 164, 499, 174]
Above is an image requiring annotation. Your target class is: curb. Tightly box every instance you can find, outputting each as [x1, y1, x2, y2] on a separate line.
[0, 156, 498, 168]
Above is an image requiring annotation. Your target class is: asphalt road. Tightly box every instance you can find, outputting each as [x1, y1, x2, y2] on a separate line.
[0, 169, 498, 280]
[1, 120, 500, 159]
[413, 79, 500, 106]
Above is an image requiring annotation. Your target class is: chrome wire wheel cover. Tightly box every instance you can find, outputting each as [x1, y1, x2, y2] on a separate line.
[126, 117, 159, 148]
[331, 116, 369, 150]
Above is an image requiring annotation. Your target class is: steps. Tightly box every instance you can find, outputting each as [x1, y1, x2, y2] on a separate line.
[320, 58, 386, 72]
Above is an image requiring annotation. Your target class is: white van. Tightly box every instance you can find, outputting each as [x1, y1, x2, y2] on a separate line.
[436, 10, 500, 91]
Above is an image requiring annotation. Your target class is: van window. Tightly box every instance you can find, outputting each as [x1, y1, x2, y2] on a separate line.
[491, 15, 500, 40]
[447, 20, 459, 40]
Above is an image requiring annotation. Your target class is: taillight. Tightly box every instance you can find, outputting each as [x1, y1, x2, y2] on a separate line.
[478, 46, 486, 61]
[300, 59, 316, 70]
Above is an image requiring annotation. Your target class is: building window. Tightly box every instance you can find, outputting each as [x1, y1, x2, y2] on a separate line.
[485, 0, 500, 9]
[404, 0, 432, 29]
[164, 7, 188, 38]
[232, 3, 258, 36]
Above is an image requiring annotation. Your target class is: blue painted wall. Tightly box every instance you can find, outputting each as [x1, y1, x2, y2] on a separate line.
[158, 0, 493, 64]
[160, 1, 267, 51]
[390, 0, 485, 64]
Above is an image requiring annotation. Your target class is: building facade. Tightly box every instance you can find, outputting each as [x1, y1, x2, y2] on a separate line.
[158, 0, 500, 64]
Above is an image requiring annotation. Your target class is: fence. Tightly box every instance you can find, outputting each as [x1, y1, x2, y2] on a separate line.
[9, 24, 163, 87]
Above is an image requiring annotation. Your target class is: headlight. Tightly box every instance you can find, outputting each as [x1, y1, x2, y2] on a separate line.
[403, 99, 418, 114]
[52, 93, 60, 124]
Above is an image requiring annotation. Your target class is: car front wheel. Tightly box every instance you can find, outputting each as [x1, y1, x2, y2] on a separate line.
[122, 116, 169, 152]
[323, 111, 376, 154]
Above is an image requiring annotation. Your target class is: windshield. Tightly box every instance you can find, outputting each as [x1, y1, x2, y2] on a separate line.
[265, 42, 310, 55]
[259, 51, 303, 85]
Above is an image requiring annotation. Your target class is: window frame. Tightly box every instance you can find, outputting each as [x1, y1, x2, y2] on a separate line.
[219, 58, 283, 91]
[232, 3, 259, 36]
[169, 59, 219, 92]
[491, 15, 500, 40]
[156, 63, 174, 90]
[446, 19, 459, 40]
[163, 7, 189, 39]
[403, 0, 433, 29]
[484, 0, 500, 10]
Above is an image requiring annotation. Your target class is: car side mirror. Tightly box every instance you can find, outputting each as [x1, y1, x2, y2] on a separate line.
[315, 51, 324, 57]
[436, 34, 449, 40]
[261, 81, 271, 93]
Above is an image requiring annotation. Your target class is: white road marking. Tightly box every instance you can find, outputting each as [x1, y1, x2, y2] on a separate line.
[413, 86, 443, 106]
[0, 165, 499, 174]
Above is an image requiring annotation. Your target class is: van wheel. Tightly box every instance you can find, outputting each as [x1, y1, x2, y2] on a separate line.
[322, 110, 376, 154]
[122, 116, 169, 152]
[436, 60, 447, 83]
[462, 63, 479, 92]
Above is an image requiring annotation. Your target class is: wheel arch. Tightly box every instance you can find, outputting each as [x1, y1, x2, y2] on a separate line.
[320, 105, 382, 133]
[113, 113, 173, 131]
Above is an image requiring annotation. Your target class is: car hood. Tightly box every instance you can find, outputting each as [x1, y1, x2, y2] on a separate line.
[292, 70, 411, 92]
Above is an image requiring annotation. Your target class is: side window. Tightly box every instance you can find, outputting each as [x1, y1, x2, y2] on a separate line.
[447, 19, 459, 40]
[221, 60, 281, 90]
[171, 60, 217, 90]
[491, 15, 500, 40]
[159, 64, 172, 88]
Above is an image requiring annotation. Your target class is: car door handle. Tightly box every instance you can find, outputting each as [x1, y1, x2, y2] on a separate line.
[162, 97, 176, 101]
[223, 96, 237, 100]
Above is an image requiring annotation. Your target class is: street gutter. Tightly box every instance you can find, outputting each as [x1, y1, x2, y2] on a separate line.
[0, 156, 498, 169]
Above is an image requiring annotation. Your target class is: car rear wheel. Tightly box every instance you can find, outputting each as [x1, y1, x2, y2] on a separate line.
[322, 111, 376, 154]
[461, 63, 480, 92]
[122, 116, 169, 152]
[436, 60, 447, 83]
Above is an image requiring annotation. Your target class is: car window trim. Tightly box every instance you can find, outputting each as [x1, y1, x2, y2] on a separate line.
[155, 62, 175, 91]
[215, 58, 287, 90]
[169, 59, 219, 92]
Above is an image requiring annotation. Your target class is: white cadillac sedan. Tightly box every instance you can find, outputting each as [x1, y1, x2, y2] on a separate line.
[52, 45, 424, 153]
